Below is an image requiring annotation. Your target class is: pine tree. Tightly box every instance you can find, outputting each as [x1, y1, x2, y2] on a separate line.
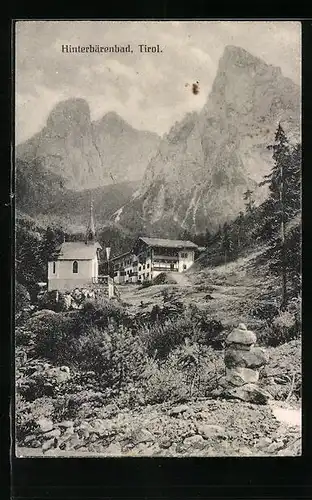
[243, 188, 255, 213]
[260, 123, 301, 309]
[221, 222, 233, 264]
[204, 228, 212, 247]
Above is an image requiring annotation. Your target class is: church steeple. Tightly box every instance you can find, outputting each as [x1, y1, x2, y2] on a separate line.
[85, 197, 96, 244]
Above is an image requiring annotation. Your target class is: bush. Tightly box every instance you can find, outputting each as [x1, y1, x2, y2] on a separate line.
[31, 312, 80, 362]
[140, 281, 153, 289]
[258, 309, 301, 347]
[142, 356, 189, 404]
[81, 296, 128, 327]
[141, 342, 224, 404]
[139, 316, 199, 360]
[73, 325, 148, 387]
[16, 283, 31, 311]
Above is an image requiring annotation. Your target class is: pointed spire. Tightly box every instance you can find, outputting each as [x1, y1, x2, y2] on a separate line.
[85, 196, 96, 244]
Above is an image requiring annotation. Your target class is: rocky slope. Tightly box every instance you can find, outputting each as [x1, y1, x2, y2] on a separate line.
[114, 45, 300, 235]
[16, 99, 160, 190]
[15, 340, 301, 457]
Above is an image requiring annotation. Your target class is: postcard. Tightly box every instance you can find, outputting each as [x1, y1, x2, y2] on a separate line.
[14, 20, 301, 457]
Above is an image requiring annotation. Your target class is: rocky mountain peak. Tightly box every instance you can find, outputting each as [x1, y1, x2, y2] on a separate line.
[94, 111, 134, 134]
[114, 46, 300, 236]
[47, 98, 91, 129]
[16, 99, 160, 192]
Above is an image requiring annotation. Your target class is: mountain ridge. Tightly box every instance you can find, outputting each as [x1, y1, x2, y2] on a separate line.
[113, 45, 300, 236]
[16, 99, 161, 190]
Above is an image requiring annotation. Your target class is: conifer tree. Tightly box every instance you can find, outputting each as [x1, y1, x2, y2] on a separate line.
[221, 222, 232, 264]
[260, 123, 301, 309]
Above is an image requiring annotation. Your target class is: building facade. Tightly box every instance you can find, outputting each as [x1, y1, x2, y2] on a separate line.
[112, 237, 201, 284]
[47, 201, 102, 292]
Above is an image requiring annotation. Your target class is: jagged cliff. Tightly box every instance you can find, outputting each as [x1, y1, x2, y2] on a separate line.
[16, 99, 160, 190]
[114, 45, 300, 235]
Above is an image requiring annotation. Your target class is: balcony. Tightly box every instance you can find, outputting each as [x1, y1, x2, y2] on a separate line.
[153, 254, 179, 260]
[153, 266, 178, 272]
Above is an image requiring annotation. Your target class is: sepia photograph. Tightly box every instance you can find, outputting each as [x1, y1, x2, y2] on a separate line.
[14, 20, 301, 457]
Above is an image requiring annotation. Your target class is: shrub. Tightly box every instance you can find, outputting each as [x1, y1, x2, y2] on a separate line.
[258, 309, 301, 347]
[15, 283, 31, 312]
[139, 316, 199, 360]
[141, 357, 189, 404]
[73, 325, 148, 389]
[81, 296, 128, 327]
[15, 394, 37, 442]
[31, 312, 80, 363]
[141, 342, 224, 404]
[140, 281, 153, 289]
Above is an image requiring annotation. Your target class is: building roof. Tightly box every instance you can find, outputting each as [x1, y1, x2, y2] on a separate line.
[110, 251, 131, 262]
[139, 237, 198, 249]
[52, 241, 102, 261]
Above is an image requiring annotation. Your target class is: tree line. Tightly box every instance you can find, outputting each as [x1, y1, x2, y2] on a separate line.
[181, 124, 301, 308]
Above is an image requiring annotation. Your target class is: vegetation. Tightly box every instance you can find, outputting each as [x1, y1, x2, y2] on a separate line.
[15, 124, 301, 451]
[191, 124, 301, 311]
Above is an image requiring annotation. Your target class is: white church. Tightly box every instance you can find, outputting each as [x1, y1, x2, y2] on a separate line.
[47, 202, 102, 292]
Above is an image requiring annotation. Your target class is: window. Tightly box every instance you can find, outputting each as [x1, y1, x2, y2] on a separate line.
[52, 262, 56, 274]
[147, 263, 150, 269]
[143, 264, 145, 270]
[73, 261, 78, 274]
[181, 252, 188, 258]
[183, 264, 187, 270]
[138, 266, 141, 271]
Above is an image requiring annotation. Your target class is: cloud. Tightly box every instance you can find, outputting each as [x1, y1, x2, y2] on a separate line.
[15, 21, 301, 143]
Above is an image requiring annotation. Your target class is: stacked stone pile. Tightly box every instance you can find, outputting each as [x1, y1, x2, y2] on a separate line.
[219, 323, 270, 404]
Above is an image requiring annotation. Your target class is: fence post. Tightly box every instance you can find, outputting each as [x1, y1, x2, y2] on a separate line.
[108, 277, 114, 299]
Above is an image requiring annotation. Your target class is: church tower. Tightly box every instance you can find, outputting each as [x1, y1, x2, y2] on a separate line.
[85, 198, 96, 244]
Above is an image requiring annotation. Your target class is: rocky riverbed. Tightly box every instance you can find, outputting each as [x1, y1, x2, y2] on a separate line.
[16, 396, 301, 457]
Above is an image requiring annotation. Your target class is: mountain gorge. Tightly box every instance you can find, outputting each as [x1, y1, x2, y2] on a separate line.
[113, 45, 300, 236]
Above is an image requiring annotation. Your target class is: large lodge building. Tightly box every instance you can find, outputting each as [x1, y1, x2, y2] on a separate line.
[111, 237, 204, 284]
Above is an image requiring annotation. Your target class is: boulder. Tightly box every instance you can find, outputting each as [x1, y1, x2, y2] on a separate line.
[105, 441, 122, 455]
[57, 420, 74, 429]
[225, 366, 260, 384]
[32, 309, 57, 318]
[41, 428, 61, 440]
[131, 428, 155, 445]
[224, 346, 268, 368]
[169, 404, 189, 416]
[225, 383, 271, 405]
[196, 424, 225, 439]
[183, 434, 206, 450]
[225, 324, 256, 346]
[42, 437, 57, 452]
[37, 418, 54, 433]
[45, 366, 70, 384]
[159, 437, 173, 449]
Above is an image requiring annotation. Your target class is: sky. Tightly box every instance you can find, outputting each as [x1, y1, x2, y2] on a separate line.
[15, 20, 301, 144]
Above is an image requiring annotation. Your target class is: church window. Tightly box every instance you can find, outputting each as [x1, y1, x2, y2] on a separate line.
[73, 261, 78, 274]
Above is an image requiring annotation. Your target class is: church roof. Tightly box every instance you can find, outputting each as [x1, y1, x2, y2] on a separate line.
[53, 242, 102, 260]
